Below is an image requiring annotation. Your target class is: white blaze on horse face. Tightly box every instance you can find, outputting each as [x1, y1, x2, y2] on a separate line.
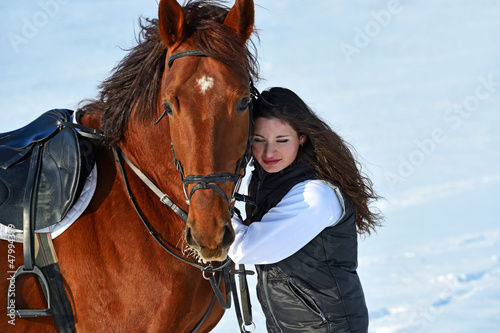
[197, 75, 214, 94]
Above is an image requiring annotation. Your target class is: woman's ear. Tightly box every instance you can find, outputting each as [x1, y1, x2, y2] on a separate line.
[299, 134, 307, 146]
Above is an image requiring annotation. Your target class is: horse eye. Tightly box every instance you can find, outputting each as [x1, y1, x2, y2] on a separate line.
[155, 102, 174, 125]
[237, 98, 250, 114]
[163, 102, 174, 116]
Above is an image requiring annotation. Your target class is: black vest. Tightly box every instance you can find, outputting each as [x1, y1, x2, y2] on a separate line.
[247, 163, 368, 333]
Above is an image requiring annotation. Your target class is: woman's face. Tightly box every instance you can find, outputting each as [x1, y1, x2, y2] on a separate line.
[252, 117, 306, 173]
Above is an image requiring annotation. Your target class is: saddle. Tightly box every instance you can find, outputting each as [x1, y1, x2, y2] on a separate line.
[0, 109, 102, 331]
[0, 109, 97, 230]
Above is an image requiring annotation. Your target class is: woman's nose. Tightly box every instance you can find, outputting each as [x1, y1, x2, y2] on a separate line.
[263, 143, 275, 156]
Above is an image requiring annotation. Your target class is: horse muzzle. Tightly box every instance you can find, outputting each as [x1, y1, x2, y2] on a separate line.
[185, 221, 235, 262]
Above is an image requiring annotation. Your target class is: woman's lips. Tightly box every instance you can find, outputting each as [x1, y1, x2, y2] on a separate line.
[263, 159, 280, 166]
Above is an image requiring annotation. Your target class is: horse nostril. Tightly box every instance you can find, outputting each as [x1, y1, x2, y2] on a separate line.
[222, 225, 235, 248]
[185, 227, 198, 249]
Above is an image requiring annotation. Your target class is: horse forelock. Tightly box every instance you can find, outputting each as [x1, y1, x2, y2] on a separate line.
[78, 0, 258, 147]
[183, 0, 259, 78]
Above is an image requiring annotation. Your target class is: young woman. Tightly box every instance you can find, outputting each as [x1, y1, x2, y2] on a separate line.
[229, 87, 382, 333]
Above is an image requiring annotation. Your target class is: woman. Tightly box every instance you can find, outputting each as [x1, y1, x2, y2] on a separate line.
[229, 87, 382, 333]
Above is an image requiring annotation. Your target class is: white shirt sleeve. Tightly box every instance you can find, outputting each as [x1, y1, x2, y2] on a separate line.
[228, 180, 344, 265]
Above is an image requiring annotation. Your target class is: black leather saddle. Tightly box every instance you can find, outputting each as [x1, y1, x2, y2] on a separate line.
[0, 109, 101, 230]
[1, 109, 102, 325]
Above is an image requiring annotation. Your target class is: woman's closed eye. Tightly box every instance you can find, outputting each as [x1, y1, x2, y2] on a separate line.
[253, 138, 289, 144]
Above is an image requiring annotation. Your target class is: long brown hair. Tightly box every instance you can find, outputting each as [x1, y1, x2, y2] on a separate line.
[254, 87, 382, 234]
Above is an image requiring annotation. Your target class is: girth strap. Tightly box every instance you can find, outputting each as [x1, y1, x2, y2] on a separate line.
[40, 263, 76, 332]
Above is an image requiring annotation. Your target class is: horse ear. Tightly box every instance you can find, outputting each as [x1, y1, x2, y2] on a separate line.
[158, 0, 187, 48]
[224, 0, 254, 41]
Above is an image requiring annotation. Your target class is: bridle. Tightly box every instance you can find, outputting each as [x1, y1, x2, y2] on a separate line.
[112, 49, 257, 333]
[117, 48, 255, 231]
[113, 48, 255, 270]
[166, 50, 254, 215]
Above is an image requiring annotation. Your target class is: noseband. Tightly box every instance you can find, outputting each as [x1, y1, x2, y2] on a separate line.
[171, 143, 248, 210]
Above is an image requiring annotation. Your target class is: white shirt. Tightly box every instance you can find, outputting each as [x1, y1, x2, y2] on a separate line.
[229, 179, 344, 265]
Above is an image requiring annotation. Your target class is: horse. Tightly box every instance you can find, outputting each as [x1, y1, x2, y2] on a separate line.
[0, 0, 258, 331]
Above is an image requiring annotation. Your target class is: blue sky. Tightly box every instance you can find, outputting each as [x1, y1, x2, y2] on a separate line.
[1, 1, 499, 332]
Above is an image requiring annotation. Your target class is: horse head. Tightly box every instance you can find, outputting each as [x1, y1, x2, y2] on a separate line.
[119, 0, 256, 262]
[157, 0, 255, 262]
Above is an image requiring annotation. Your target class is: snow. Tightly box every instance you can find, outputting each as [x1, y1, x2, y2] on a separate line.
[1, 0, 499, 332]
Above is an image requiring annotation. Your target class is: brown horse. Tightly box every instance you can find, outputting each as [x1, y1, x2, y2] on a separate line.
[0, 0, 258, 331]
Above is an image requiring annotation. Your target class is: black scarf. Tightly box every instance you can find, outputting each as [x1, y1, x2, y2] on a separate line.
[245, 161, 316, 222]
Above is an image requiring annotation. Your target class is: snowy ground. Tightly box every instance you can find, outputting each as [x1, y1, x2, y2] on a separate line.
[1, 1, 499, 332]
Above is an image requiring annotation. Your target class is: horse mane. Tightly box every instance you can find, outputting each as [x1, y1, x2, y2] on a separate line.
[79, 0, 259, 146]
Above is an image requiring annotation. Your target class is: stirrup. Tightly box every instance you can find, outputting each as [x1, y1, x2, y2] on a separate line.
[7, 265, 52, 318]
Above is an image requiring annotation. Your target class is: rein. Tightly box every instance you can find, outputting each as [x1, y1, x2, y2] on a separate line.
[112, 147, 232, 306]
[111, 49, 257, 333]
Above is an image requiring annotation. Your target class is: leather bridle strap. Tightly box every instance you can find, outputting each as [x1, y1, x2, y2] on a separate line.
[170, 142, 243, 210]
[114, 147, 188, 222]
[185, 174, 240, 207]
[168, 49, 206, 69]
